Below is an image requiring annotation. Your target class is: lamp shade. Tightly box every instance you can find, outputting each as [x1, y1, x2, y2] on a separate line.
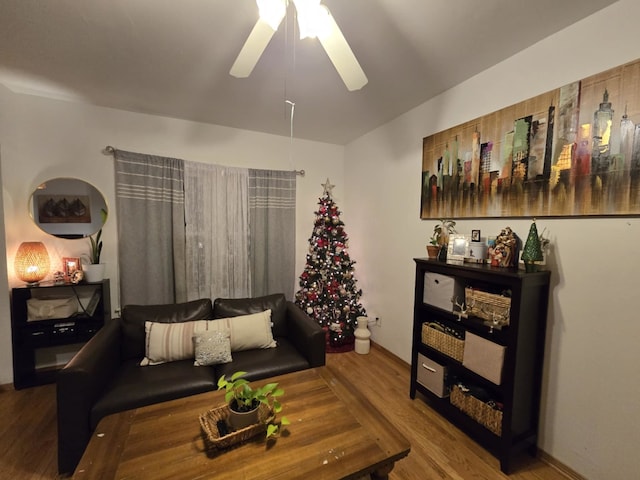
[14, 242, 50, 286]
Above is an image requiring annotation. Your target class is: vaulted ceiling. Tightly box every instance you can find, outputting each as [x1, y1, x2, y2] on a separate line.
[0, 0, 617, 145]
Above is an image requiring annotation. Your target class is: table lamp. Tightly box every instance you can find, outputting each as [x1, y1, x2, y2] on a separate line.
[14, 241, 50, 286]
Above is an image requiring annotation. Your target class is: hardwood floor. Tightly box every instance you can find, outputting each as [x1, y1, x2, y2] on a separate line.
[0, 344, 570, 479]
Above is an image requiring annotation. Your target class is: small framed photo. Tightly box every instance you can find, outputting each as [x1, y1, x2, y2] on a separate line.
[446, 235, 470, 264]
[471, 229, 481, 242]
[62, 257, 81, 282]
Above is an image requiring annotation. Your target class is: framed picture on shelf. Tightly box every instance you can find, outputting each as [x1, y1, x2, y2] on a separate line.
[446, 235, 470, 264]
[62, 257, 81, 282]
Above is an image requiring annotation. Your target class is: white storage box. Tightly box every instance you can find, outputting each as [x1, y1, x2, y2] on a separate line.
[462, 332, 506, 385]
[423, 272, 461, 312]
[416, 353, 448, 397]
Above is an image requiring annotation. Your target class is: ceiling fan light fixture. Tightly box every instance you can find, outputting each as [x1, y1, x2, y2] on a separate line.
[257, 0, 286, 31]
[292, 0, 330, 39]
[232, 0, 367, 91]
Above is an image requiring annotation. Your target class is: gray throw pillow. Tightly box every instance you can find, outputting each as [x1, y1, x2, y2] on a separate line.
[193, 330, 232, 366]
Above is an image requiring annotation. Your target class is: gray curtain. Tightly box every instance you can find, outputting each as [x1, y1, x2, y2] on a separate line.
[114, 150, 187, 306]
[249, 169, 296, 299]
[184, 161, 250, 301]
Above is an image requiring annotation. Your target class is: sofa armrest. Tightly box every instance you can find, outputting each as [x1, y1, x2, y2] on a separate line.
[56, 318, 122, 475]
[284, 302, 326, 368]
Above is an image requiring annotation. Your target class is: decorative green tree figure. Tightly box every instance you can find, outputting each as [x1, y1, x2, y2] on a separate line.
[521, 219, 544, 272]
[295, 179, 366, 352]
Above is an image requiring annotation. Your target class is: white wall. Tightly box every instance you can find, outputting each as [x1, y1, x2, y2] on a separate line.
[0, 144, 10, 386]
[343, 1, 640, 479]
[0, 84, 344, 383]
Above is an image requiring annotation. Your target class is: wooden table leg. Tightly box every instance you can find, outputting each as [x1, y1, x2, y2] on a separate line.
[371, 462, 394, 480]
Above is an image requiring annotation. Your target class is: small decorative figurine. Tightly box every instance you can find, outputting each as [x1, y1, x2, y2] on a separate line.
[70, 269, 84, 284]
[521, 219, 544, 272]
[53, 271, 65, 285]
[490, 227, 517, 267]
[451, 296, 468, 321]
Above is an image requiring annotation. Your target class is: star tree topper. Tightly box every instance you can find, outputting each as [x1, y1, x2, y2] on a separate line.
[322, 178, 335, 198]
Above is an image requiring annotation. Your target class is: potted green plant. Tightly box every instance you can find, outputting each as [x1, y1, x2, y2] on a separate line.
[427, 219, 456, 260]
[427, 233, 440, 259]
[83, 228, 105, 282]
[89, 228, 103, 264]
[217, 371, 290, 438]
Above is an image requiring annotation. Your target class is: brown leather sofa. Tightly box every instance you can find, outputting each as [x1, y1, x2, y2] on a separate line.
[56, 294, 325, 475]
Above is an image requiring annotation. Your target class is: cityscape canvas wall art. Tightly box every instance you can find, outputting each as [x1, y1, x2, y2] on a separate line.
[420, 57, 640, 219]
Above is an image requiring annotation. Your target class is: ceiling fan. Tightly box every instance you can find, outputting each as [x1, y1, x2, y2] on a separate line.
[230, 0, 368, 91]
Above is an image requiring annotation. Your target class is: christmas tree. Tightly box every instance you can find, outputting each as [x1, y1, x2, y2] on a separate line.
[295, 179, 366, 352]
[521, 219, 544, 272]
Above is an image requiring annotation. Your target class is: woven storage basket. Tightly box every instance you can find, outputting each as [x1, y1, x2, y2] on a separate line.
[421, 322, 464, 362]
[465, 287, 511, 324]
[450, 385, 502, 436]
[199, 403, 272, 450]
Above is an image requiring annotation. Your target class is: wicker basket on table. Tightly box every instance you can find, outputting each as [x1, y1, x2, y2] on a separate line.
[421, 322, 464, 362]
[199, 403, 272, 451]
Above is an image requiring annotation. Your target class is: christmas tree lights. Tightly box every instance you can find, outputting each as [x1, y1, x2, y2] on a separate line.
[295, 179, 366, 352]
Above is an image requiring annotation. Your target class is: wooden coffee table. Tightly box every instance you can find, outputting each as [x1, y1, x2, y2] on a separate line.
[72, 366, 410, 479]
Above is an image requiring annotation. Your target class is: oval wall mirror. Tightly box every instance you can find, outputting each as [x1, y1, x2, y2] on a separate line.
[29, 178, 108, 239]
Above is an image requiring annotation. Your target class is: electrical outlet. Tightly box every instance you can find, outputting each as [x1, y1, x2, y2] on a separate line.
[368, 316, 381, 327]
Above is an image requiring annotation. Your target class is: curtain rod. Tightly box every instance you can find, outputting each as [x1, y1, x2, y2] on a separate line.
[103, 145, 305, 176]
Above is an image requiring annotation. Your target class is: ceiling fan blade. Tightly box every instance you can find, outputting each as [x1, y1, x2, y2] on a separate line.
[230, 19, 278, 78]
[317, 11, 368, 91]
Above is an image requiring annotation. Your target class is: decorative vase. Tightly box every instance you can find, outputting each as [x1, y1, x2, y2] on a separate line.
[83, 263, 105, 283]
[354, 316, 371, 354]
[437, 245, 447, 262]
[227, 401, 260, 430]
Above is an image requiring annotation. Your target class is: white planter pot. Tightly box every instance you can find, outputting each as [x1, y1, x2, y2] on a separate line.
[227, 401, 260, 430]
[83, 264, 105, 283]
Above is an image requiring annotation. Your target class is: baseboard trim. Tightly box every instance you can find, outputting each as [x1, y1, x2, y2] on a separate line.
[369, 341, 410, 367]
[537, 449, 587, 480]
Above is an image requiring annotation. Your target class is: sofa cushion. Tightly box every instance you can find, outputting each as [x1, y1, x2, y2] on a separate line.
[213, 294, 287, 337]
[121, 299, 214, 360]
[90, 358, 218, 430]
[193, 331, 232, 366]
[141, 310, 276, 365]
[141, 320, 218, 366]
[208, 310, 277, 351]
[214, 337, 310, 381]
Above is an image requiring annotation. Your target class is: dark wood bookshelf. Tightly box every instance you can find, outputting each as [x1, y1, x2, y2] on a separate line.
[410, 259, 550, 474]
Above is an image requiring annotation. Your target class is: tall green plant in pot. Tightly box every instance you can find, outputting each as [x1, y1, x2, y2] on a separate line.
[427, 219, 456, 260]
[89, 229, 103, 264]
[82, 208, 107, 282]
[83, 228, 105, 282]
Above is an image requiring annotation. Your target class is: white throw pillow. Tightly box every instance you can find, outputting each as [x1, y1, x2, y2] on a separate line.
[141, 320, 210, 366]
[140, 310, 276, 366]
[207, 309, 277, 352]
[193, 330, 233, 366]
